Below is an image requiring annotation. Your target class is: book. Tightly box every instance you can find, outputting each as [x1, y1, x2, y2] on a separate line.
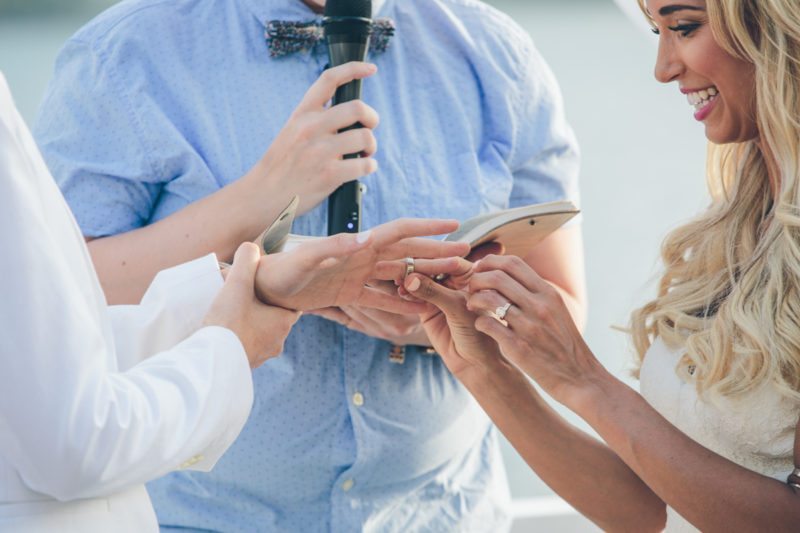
[256, 196, 579, 258]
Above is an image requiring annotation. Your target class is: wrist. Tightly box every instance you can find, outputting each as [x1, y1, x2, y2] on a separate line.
[567, 370, 632, 425]
[456, 354, 518, 391]
[253, 254, 283, 308]
[235, 160, 293, 240]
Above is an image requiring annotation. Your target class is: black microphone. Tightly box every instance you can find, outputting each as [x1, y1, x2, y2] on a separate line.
[324, 0, 373, 236]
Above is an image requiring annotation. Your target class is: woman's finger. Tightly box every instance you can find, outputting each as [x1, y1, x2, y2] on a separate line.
[403, 273, 469, 321]
[373, 257, 467, 282]
[473, 254, 550, 294]
[356, 285, 430, 314]
[466, 290, 523, 326]
[325, 126, 378, 157]
[370, 218, 462, 249]
[380, 236, 470, 262]
[468, 269, 534, 312]
[289, 230, 373, 271]
[474, 314, 518, 348]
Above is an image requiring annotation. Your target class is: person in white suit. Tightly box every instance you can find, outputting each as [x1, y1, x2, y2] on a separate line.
[0, 72, 468, 532]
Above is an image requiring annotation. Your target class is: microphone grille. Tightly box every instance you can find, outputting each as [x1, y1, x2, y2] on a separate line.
[324, 0, 372, 19]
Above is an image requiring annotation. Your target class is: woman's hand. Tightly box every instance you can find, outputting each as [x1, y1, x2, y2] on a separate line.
[465, 255, 607, 408]
[255, 218, 471, 312]
[203, 243, 301, 369]
[246, 61, 380, 216]
[402, 271, 506, 378]
[310, 256, 476, 345]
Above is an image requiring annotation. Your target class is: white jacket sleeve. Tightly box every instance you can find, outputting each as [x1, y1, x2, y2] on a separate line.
[109, 253, 226, 371]
[0, 73, 253, 502]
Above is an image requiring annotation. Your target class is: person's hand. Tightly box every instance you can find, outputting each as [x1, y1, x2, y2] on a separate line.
[310, 280, 428, 345]
[310, 254, 476, 344]
[246, 62, 380, 215]
[402, 271, 505, 378]
[465, 255, 606, 409]
[255, 218, 471, 312]
[203, 243, 301, 369]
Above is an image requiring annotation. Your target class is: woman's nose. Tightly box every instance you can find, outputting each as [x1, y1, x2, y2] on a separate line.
[654, 39, 683, 83]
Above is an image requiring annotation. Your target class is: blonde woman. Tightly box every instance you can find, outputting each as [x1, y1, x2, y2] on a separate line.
[402, 0, 800, 531]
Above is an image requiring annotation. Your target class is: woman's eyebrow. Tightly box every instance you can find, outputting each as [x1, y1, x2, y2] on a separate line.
[658, 4, 705, 16]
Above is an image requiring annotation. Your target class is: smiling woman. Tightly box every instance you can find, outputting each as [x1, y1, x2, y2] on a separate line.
[400, 1, 800, 532]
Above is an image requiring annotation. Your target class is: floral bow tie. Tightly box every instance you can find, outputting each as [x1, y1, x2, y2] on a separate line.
[265, 18, 395, 58]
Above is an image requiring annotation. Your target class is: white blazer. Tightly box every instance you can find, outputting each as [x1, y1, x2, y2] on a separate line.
[0, 74, 254, 531]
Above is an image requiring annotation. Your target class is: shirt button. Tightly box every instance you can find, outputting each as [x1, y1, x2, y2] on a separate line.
[352, 392, 364, 407]
[342, 478, 355, 491]
[179, 454, 204, 469]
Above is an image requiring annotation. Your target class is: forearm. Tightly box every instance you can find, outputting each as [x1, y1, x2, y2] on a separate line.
[459, 360, 666, 532]
[581, 380, 800, 532]
[89, 164, 290, 304]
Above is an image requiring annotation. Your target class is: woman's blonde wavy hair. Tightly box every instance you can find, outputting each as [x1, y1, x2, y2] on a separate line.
[631, 0, 800, 400]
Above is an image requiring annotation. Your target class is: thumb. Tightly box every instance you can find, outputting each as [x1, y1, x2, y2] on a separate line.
[227, 242, 261, 288]
[404, 273, 466, 318]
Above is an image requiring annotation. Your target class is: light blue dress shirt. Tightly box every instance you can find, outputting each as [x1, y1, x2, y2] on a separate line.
[34, 0, 580, 531]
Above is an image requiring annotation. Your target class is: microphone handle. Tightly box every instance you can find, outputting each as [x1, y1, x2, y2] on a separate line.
[326, 38, 369, 235]
[327, 77, 366, 235]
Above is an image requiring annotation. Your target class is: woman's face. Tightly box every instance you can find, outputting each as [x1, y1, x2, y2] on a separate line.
[646, 0, 758, 144]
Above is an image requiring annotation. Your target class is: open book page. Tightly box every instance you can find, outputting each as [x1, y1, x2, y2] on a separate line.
[445, 200, 578, 258]
[258, 198, 578, 257]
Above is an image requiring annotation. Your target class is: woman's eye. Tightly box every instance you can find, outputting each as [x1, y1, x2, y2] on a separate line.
[668, 23, 701, 37]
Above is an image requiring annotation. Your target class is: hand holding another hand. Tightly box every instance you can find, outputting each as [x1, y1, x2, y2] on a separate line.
[402, 271, 505, 378]
[255, 218, 471, 313]
[465, 255, 606, 409]
[203, 243, 301, 369]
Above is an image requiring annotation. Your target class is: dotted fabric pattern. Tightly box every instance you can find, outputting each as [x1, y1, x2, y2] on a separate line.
[34, 0, 580, 530]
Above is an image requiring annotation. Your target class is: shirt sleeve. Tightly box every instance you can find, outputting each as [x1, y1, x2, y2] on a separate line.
[33, 36, 220, 238]
[109, 253, 225, 372]
[33, 38, 163, 237]
[505, 34, 581, 213]
[0, 78, 253, 502]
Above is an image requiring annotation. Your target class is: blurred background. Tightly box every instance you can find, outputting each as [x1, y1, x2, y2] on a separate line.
[0, 0, 709, 530]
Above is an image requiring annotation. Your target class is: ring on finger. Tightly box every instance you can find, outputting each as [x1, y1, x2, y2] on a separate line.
[494, 302, 512, 320]
[404, 257, 416, 278]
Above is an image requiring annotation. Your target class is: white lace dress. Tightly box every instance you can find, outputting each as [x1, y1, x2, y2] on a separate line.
[639, 338, 798, 532]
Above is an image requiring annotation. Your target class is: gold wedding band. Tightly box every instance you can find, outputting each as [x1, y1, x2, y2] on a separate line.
[404, 257, 416, 278]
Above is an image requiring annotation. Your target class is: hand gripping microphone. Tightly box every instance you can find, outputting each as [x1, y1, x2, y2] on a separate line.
[324, 0, 373, 235]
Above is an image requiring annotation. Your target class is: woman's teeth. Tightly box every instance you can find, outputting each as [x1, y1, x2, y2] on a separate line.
[687, 86, 718, 110]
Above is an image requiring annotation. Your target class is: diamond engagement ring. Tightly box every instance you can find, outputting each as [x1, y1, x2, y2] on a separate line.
[494, 302, 512, 321]
[404, 257, 416, 278]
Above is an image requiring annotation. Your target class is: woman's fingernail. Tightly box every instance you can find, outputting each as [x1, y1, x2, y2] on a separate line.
[407, 277, 421, 292]
[356, 230, 372, 244]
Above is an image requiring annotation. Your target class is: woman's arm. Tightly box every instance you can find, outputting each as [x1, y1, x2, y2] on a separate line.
[402, 273, 666, 532]
[467, 255, 800, 532]
[88, 62, 380, 304]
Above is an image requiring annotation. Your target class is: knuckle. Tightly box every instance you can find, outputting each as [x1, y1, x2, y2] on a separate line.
[531, 302, 549, 321]
[358, 127, 374, 145]
[352, 100, 370, 117]
[319, 68, 337, 86]
[486, 270, 504, 286]
[420, 280, 438, 301]
[509, 255, 526, 269]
